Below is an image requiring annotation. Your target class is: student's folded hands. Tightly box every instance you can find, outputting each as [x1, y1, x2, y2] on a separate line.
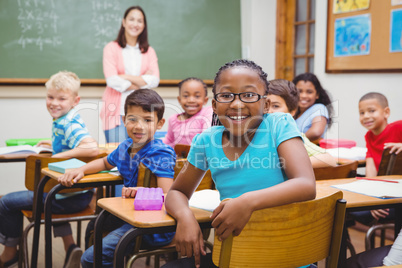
[210, 197, 253, 241]
[58, 169, 85, 187]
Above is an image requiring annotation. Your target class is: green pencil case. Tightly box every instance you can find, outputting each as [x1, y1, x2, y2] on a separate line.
[5, 138, 50, 146]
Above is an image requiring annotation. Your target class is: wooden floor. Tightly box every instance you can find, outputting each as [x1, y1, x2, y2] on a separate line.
[0, 219, 394, 267]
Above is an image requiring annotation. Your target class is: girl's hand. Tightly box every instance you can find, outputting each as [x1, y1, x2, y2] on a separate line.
[58, 169, 84, 187]
[175, 215, 206, 267]
[122, 187, 140, 198]
[211, 197, 253, 241]
[384, 143, 402, 154]
[370, 209, 389, 220]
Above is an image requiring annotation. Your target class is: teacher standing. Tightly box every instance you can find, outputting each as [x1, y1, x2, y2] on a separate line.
[100, 6, 160, 143]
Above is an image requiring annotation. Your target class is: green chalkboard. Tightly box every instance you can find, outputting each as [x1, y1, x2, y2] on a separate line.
[0, 0, 241, 82]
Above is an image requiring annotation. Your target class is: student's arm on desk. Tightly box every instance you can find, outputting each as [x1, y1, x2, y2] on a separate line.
[165, 161, 208, 267]
[304, 116, 327, 141]
[121, 176, 173, 198]
[310, 152, 337, 168]
[365, 157, 377, 178]
[58, 156, 113, 187]
[52, 137, 99, 158]
[364, 157, 391, 220]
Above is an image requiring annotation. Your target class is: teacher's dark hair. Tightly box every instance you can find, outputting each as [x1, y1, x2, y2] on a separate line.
[116, 6, 149, 53]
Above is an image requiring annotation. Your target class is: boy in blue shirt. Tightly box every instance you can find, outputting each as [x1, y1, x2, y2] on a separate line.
[58, 89, 176, 268]
[0, 71, 99, 268]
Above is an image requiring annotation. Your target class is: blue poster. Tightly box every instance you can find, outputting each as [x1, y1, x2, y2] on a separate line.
[390, 9, 402, 53]
[334, 14, 371, 57]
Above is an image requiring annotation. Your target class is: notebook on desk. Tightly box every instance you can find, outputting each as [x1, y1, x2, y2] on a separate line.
[332, 179, 402, 198]
[189, 190, 220, 212]
[48, 158, 86, 173]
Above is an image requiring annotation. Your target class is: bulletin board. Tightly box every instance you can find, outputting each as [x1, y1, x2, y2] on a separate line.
[326, 0, 402, 73]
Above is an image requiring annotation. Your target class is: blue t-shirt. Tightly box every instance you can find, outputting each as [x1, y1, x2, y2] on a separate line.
[107, 138, 176, 247]
[52, 108, 91, 154]
[295, 103, 329, 138]
[107, 138, 176, 187]
[188, 113, 301, 201]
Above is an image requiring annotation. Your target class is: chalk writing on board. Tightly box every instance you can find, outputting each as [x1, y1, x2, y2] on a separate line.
[91, 0, 122, 49]
[16, 0, 60, 51]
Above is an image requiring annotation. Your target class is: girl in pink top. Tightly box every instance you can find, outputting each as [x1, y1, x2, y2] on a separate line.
[163, 78, 213, 148]
[100, 6, 160, 143]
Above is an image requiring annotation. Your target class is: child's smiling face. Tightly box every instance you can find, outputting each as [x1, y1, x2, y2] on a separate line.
[177, 80, 208, 119]
[123, 105, 164, 150]
[359, 98, 390, 135]
[212, 67, 270, 137]
[296, 80, 319, 112]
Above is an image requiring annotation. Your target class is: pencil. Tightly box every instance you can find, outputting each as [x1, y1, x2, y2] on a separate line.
[356, 177, 399, 183]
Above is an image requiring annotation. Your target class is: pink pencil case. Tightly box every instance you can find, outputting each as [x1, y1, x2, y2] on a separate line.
[134, 187, 164, 210]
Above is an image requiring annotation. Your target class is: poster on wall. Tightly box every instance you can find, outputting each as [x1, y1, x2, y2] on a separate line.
[392, 0, 402, 6]
[333, 0, 370, 14]
[334, 14, 371, 57]
[390, 9, 402, 52]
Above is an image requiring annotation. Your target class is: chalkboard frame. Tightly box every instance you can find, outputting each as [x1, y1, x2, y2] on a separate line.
[0, 0, 240, 85]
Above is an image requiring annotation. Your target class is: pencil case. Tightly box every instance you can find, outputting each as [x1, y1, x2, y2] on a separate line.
[319, 139, 356, 149]
[134, 187, 164, 210]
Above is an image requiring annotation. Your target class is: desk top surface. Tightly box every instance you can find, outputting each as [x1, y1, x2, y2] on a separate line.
[97, 176, 402, 229]
[316, 176, 402, 208]
[41, 168, 122, 183]
[97, 197, 212, 228]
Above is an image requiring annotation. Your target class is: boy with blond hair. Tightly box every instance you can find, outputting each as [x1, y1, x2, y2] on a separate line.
[0, 71, 99, 268]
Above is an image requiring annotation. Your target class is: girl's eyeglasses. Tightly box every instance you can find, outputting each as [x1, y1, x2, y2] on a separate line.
[214, 92, 267, 103]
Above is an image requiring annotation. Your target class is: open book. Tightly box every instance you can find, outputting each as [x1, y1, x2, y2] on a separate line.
[0, 145, 52, 155]
[189, 190, 221, 212]
[332, 179, 402, 198]
[326, 147, 367, 161]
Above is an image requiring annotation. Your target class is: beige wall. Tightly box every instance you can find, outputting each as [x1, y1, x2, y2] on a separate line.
[1, 0, 402, 194]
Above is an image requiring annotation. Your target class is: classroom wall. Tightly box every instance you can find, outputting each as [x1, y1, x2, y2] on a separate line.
[1, 0, 402, 194]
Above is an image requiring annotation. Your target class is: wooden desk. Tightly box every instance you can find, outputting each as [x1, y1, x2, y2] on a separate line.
[36, 168, 123, 268]
[337, 158, 366, 167]
[95, 177, 402, 268]
[94, 197, 212, 267]
[0, 152, 51, 162]
[317, 176, 402, 267]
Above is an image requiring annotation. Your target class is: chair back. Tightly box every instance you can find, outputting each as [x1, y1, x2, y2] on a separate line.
[378, 148, 402, 176]
[138, 158, 214, 190]
[212, 191, 346, 268]
[314, 161, 358, 180]
[174, 144, 191, 158]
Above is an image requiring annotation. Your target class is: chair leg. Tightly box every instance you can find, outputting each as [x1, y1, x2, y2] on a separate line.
[77, 221, 81, 247]
[22, 222, 35, 268]
[365, 223, 395, 250]
[154, 255, 160, 268]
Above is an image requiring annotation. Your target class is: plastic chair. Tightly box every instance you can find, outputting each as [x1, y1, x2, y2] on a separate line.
[20, 153, 107, 268]
[313, 161, 358, 180]
[125, 158, 214, 268]
[365, 148, 402, 250]
[212, 191, 346, 268]
[173, 144, 191, 159]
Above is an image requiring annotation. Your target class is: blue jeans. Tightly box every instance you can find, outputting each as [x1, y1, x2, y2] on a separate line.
[81, 223, 174, 268]
[104, 117, 128, 143]
[0, 190, 93, 247]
